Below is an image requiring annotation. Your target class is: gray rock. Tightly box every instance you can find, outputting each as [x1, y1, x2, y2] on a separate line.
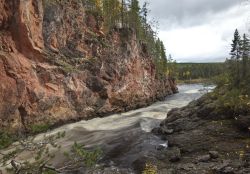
[197, 155, 211, 162]
[156, 142, 168, 151]
[234, 115, 250, 131]
[162, 128, 174, 135]
[209, 151, 219, 159]
[169, 147, 181, 162]
[223, 166, 235, 173]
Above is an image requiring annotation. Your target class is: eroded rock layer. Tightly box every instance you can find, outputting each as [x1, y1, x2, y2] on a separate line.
[0, 0, 177, 132]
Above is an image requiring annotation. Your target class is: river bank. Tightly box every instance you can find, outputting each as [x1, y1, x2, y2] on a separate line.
[0, 84, 209, 173]
[153, 87, 250, 174]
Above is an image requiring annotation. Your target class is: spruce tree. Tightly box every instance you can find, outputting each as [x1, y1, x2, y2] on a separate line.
[129, 0, 140, 34]
[154, 38, 162, 75]
[230, 29, 242, 86]
[160, 41, 168, 73]
[103, 0, 120, 31]
[241, 33, 250, 78]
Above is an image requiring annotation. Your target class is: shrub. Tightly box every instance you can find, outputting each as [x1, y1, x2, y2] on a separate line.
[0, 132, 15, 149]
[142, 163, 157, 174]
[30, 123, 51, 134]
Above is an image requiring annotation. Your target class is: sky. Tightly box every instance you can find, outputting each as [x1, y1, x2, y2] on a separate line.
[139, 0, 250, 62]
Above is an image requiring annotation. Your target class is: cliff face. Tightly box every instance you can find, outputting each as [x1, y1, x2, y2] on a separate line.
[0, 0, 177, 132]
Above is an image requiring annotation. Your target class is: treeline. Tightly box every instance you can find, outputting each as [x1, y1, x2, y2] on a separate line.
[212, 29, 250, 119]
[226, 29, 250, 88]
[84, 0, 171, 77]
[176, 63, 225, 80]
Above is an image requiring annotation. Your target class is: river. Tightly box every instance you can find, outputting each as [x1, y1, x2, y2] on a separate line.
[3, 84, 214, 173]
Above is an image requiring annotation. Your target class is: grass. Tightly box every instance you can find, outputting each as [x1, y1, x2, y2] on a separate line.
[0, 123, 52, 149]
[214, 87, 250, 115]
[142, 163, 158, 174]
[30, 123, 51, 134]
[0, 132, 16, 150]
[56, 59, 79, 74]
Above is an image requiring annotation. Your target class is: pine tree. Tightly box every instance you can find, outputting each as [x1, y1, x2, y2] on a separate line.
[230, 29, 242, 86]
[231, 29, 242, 60]
[241, 33, 250, 78]
[129, 0, 140, 34]
[141, 2, 148, 23]
[139, 2, 150, 41]
[160, 41, 167, 73]
[154, 38, 162, 76]
[102, 0, 121, 31]
[121, 0, 125, 27]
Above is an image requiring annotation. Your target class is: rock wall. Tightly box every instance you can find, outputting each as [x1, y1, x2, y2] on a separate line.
[0, 0, 177, 132]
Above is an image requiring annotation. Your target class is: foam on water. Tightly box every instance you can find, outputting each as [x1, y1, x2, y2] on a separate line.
[2, 84, 215, 171]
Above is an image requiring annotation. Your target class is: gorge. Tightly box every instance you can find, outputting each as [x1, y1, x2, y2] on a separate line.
[0, 0, 177, 133]
[1, 0, 250, 174]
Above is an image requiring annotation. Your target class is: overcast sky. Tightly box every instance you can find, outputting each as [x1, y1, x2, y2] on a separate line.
[139, 0, 250, 62]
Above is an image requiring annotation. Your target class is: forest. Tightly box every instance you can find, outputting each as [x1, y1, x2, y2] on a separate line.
[175, 63, 225, 81]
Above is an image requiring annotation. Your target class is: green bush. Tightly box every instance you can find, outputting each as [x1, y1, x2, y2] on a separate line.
[215, 88, 250, 115]
[142, 163, 158, 174]
[212, 73, 230, 87]
[30, 123, 51, 134]
[70, 142, 102, 168]
[0, 132, 15, 149]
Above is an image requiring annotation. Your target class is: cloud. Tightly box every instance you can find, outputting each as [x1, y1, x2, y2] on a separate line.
[141, 0, 238, 27]
[139, 0, 249, 62]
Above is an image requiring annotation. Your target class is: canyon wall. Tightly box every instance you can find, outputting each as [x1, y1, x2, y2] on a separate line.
[0, 0, 177, 132]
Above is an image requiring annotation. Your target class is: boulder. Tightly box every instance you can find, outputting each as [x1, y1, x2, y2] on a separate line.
[197, 155, 211, 162]
[209, 151, 219, 159]
[234, 115, 250, 131]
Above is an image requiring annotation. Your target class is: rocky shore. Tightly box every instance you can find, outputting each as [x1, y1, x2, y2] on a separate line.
[151, 92, 250, 174]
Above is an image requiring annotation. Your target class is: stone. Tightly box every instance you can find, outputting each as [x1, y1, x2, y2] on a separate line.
[162, 128, 174, 134]
[197, 155, 211, 162]
[222, 166, 234, 173]
[234, 115, 250, 131]
[169, 147, 181, 162]
[45, 83, 59, 91]
[209, 151, 219, 159]
[156, 142, 168, 151]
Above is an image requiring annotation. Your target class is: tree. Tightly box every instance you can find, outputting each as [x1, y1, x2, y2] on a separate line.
[102, 0, 121, 31]
[160, 41, 167, 73]
[121, 0, 125, 27]
[241, 33, 250, 78]
[230, 29, 242, 86]
[129, 0, 140, 34]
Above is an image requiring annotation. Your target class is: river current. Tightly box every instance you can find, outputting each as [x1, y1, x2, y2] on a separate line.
[7, 84, 214, 172]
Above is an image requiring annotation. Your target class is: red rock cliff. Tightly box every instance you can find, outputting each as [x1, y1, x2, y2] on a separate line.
[0, 0, 177, 132]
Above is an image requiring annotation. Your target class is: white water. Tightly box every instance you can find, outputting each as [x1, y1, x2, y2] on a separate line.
[2, 84, 214, 171]
[37, 84, 209, 141]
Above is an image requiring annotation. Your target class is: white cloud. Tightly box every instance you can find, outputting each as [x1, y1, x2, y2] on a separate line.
[140, 0, 250, 62]
[159, 5, 249, 62]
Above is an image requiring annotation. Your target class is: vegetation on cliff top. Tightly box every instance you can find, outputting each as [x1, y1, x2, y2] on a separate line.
[212, 29, 250, 119]
[82, 0, 176, 78]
